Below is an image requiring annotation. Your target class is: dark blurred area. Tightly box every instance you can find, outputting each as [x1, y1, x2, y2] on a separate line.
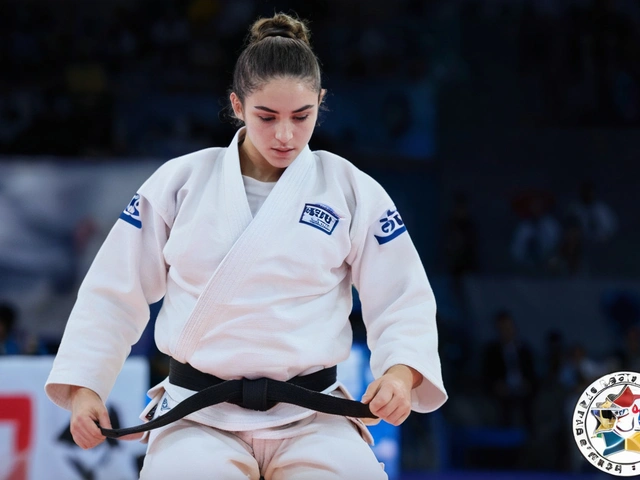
[1, 0, 640, 477]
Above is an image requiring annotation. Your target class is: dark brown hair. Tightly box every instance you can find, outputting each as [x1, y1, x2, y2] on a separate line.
[231, 13, 322, 104]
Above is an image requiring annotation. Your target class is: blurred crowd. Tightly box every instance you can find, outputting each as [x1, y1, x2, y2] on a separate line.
[0, 0, 438, 158]
[463, 307, 640, 472]
[515, 0, 640, 126]
[457, 0, 640, 127]
[444, 179, 619, 281]
[1, 0, 639, 158]
[1, 0, 640, 475]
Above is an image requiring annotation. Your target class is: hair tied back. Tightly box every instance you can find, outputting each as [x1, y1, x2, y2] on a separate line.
[249, 13, 311, 46]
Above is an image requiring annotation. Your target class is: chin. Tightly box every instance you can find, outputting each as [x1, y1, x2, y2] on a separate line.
[269, 160, 294, 170]
[269, 153, 297, 167]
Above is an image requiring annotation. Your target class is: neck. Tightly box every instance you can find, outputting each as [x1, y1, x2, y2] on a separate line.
[239, 149, 283, 182]
[237, 133, 285, 182]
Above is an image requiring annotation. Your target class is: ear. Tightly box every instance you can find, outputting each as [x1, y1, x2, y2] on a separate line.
[230, 92, 244, 121]
[318, 89, 327, 105]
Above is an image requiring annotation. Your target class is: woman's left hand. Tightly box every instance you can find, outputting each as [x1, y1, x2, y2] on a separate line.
[361, 364, 421, 426]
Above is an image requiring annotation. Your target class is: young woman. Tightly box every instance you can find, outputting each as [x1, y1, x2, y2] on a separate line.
[46, 13, 447, 479]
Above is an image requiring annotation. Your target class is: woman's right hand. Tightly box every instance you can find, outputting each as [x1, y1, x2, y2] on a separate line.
[69, 386, 111, 449]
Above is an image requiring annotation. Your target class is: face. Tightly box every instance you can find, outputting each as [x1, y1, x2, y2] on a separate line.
[231, 77, 323, 180]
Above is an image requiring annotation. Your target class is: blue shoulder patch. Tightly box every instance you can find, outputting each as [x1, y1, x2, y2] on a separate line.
[119, 193, 142, 229]
[374, 208, 407, 245]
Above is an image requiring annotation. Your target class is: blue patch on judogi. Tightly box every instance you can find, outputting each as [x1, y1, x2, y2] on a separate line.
[119, 193, 142, 229]
[299, 203, 339, 235]
[374, 209, 407, 245]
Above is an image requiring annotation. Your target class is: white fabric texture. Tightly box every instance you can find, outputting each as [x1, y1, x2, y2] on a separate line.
[45, 127, 447, 433]
[242, 175, 277, 217]
[139, 410, 387, 479]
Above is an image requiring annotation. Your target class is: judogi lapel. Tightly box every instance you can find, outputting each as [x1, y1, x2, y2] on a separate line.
[173, 129, 314, 361]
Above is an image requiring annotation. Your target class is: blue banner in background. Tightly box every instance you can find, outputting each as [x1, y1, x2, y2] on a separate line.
[339, 342, 401, 480]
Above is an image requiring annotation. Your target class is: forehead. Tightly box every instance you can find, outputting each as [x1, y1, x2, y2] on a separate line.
[247, 77, 318, 108]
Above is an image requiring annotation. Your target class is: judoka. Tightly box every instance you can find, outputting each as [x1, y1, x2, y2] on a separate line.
[46, 12, 447, 480]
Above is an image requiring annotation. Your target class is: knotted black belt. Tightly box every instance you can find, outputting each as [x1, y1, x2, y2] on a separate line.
[99, 359, 376, 439]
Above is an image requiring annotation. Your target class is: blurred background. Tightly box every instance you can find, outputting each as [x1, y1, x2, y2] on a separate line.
[1, 0, 639, 478]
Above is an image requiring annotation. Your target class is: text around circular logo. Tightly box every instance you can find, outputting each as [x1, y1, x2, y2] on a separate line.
[573, 371, 640, 476]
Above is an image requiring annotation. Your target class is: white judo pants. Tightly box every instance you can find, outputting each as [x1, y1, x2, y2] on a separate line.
[139, 412, 388, 480]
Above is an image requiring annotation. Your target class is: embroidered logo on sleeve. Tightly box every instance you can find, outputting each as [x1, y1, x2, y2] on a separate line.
[374, 208, 407, 245]
[299, 203, 339, 235]
[119, 193, 142, 229]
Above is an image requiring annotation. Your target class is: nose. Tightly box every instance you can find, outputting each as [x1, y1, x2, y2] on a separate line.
[275, 121, 293, 143]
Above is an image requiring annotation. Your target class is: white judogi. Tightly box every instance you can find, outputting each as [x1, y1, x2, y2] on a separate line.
[45, 128, 446, 440]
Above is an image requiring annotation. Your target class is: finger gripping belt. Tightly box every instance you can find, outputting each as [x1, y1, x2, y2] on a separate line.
[99, 359, 377, 439]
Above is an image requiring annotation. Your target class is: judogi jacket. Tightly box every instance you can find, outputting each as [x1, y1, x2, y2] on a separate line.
[46, 128, 447, 432]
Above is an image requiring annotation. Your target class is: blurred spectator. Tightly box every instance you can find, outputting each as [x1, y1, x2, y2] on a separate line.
[481, 310, 538, 431]
[559, 343, 606, 392]
[566, 180, 618, 244]
[550, 216, 584, 275]
[510, 192, 561, 271]
[444, 192, 478, 289]
[540, 329, 566, 384]
[602, 289, 640, 335]
[0, 302, 21, 355]
[603, 291, 640, 372]
[559, 342, 608, 473]
[617, 324, 640, 372]
[0, 301, 47, 355]
[527, 329, 569, 471]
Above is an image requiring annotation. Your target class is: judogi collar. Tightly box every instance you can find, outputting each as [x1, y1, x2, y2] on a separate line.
[172, 128, 314, 362]
[221, 127, 314, 242]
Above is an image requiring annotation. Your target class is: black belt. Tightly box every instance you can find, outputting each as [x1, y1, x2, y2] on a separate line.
[99, 359, 376, 439]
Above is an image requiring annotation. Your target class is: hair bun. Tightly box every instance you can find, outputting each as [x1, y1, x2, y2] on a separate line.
[249, 13, 311, 46]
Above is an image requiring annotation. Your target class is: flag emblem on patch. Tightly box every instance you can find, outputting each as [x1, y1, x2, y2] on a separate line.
[299, 203, 339, 235]
[119, 193, 142, 229]
[374, 208, 407, 245]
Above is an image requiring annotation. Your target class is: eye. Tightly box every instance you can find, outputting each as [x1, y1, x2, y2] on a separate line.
[258, 116, 275, 122]
[294, 115, 310, 121]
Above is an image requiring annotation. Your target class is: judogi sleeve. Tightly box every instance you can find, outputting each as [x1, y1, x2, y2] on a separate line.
[45, 187, 171, 411]
[348, 191, 447, 413]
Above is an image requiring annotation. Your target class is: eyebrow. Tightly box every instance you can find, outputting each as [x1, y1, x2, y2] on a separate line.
[254, 105, 315, 114]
